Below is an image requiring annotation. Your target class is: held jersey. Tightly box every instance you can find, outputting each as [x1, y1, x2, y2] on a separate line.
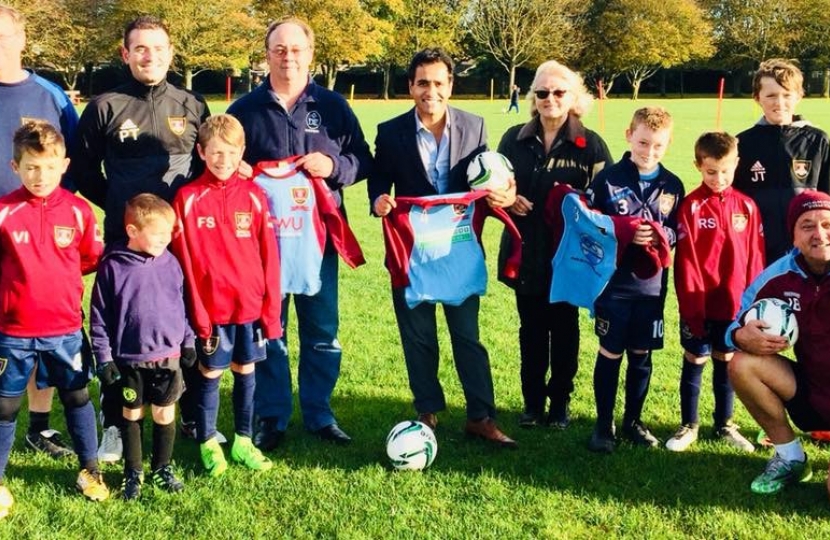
[382, 191, 521, 308]
[0, 187, 102, 337]
[546, 185, 671, 314]
[171, 171, 281, 340]
[253, 159, 365, 296]
[588, 153, 684, 298]
[674, 185, 765, 336]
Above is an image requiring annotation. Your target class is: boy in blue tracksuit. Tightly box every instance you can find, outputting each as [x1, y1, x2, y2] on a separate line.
[90, 193, 196, 499]
[586, 106, 685, 453]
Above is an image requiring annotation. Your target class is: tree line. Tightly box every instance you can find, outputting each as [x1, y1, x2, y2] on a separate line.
[10, 0, 830, 99]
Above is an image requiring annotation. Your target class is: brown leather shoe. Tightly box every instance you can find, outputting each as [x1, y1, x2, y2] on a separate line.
[465, 418, 518, 449]
[417, 413, 438, 431]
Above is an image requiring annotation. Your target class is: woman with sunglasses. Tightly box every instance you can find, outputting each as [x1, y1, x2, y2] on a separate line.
[497, 60, 612, 429]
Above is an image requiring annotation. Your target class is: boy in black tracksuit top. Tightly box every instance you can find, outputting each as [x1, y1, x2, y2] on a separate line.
[587, 107, 685, 453]
[733, 58, 830, 264]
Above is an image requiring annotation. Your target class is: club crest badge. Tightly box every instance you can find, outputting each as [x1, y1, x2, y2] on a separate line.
[452, 203, 468, 216]
[54, 226, 74, 248]
[732, 213, 748, 232]
[123, 387, 138, 402]
[658, 193, 676, 216]
[202, 335, 219, 356]
[291, 187, 309, 205]
[792, 160, 811, 181]
[167, 117, 187, 136]
[596, 317, 610, 336]
[0, 357, 7, 375]
[235, 212, 252, 238]
[305, 111, 321, 131]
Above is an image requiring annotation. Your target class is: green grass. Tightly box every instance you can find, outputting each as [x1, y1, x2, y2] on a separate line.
[6, 98, 830, 537]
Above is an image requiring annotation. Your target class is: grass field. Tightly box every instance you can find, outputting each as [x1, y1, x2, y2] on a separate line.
[4, 97, 830, 538]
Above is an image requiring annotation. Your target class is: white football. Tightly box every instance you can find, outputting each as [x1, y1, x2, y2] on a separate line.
[385, 420, 437, 471]
[743, 298, 799, 346]
[467, 151, 513, 191]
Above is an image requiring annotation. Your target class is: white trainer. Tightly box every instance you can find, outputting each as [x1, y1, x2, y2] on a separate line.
[665, 423, 699, 452]
[716, 422, 755, 453]
[97, 425, 123, 463]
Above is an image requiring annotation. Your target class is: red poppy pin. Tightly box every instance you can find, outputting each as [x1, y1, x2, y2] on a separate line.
[575, 136, 587, 148]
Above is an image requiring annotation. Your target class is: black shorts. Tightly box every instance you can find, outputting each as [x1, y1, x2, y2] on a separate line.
[785, 362, 830, 432]
[680, 319, 734, 356]
[121, 363, 184, 409]
[594, 295, 664, 354]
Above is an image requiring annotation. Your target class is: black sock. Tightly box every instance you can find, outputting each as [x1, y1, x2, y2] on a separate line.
[713, 359, 734, 428]
[623, 350, 652, 426]
[593, 351, 622, 431]
[151, 421, 175, 471]
[123, 419, 143, 472]
[180, 363, 201, 425]
[28, 411, 49, 435]
[679, 360, 704, 426]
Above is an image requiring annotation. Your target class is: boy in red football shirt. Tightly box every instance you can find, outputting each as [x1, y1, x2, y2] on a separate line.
[0, 121, 106, 516]
[668, 132, 764, 453]
[171, 114, 281, 476]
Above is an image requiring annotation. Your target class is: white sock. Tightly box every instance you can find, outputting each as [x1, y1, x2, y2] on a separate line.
[774, 439, 806, 462]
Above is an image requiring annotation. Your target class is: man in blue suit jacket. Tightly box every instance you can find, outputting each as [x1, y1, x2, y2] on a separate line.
[368, 48, 518, 448]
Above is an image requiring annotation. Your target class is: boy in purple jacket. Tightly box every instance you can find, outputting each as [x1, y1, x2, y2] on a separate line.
[89, 193, 196, 500]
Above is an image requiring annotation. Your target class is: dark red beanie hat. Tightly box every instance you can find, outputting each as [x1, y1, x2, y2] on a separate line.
[787, 190, 830, 239]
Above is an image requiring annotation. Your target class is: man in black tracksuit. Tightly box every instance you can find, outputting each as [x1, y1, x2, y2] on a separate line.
[70, 16, 209, 463]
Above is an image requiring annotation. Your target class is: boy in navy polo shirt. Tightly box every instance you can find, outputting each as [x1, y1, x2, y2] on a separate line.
[587, 107, 685, 453]
[90, 193, 196, 499]
[172, 114, 281, 477]
[0, 121, 106, 516]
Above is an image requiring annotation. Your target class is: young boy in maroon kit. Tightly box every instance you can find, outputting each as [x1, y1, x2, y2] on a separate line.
[171, 114, 281, 476]
[0, 121, 106, 517]
[668, 132, 764, 453]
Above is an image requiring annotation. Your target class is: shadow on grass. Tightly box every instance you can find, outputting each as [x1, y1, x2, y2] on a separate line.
[11, 388, 830, 521]
[218, 394, 830, 519]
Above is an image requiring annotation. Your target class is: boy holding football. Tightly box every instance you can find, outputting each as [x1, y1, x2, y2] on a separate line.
[667, 132, 763, 453]
[90, 193, 195, 499]
[171, 114, 281, 476]
[587, 106, 684, 453]
[0, 121, 106, 516]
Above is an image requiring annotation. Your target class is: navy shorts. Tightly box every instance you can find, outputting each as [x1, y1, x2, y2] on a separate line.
[198, 322, 267, 370]
[121, 362, 184, 409]
[594, 296, 664, 354]
[785, 363, 830, 432]
[680, 319, 735, 357]
[0, 330, 93, 397]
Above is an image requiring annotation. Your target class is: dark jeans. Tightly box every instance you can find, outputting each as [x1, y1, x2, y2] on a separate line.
[516, 293, 579, 414]
[392, 289, 496, 420]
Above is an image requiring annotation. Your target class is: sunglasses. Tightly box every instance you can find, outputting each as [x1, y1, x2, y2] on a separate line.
[534, 89, 568, 99]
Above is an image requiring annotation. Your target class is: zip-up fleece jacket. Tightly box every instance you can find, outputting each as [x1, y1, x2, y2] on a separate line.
[674, 184, 765, 336]
[71, 78, 209, 242]
[734, 117, 830, 262]
[0, 187, 102, 337]
[171, 170, 281, 340]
